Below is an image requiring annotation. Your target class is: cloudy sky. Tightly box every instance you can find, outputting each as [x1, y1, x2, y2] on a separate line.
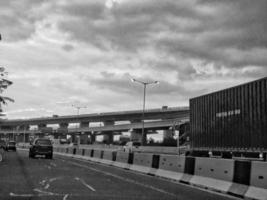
[0, 0, 266, 119]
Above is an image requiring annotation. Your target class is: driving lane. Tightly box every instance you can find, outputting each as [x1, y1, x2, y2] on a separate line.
[0, 149, 240, 200]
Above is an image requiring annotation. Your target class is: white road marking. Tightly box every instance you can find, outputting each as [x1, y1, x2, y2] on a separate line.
[50, 162, 57, 167]
[74, 177, 96, 192]
[34, 188, 60, 196]
[44, 183, 50, 189]
[10, 192, 34, 197]
[49, 177, 63, 182]
[40, 180, 46, 185]
[63, 194, 69, 200]
[67, 161, 176, 197]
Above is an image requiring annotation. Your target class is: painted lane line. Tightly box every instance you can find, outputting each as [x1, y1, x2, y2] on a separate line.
[40, 180, 46, 185]
[10, 192, 34, 197]
[44, 183, 50, 189]
[49, 177, 63, 182]
[75, 177, 96, 192]
[63, 194, 69, 200]
[50, 162, 57, 167]
[66, 160, 177, 198]
[34, 188, 61, 196]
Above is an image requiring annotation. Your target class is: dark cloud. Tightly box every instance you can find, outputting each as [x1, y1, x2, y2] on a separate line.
[57, 0, 267, 72]
[0, 0, 48, 41]
[62, 44, 75, 52]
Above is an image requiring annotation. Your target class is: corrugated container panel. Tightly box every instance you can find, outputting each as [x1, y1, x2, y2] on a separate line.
[263, 79, 267, 148]
[190, 77, 267, 151]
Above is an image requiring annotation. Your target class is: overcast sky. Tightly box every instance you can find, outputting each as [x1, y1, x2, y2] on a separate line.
[0, 0, 266, 119]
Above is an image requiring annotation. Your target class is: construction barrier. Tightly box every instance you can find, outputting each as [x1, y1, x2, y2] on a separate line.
[245, 161, 267, 200]
[112, 151, 130, 169]
[100, 151, 116, 165]
[53, 146, 267, 200]
[130, 153, 154, 174]
[228, 160, 251, 197]
[190, 157, 234, 193]
[155, 155, 186, 181]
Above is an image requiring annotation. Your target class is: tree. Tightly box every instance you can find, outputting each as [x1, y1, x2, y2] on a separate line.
[0, 67, 14, 114]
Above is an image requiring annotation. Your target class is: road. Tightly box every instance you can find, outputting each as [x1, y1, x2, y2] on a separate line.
[0, 149, 240, 200]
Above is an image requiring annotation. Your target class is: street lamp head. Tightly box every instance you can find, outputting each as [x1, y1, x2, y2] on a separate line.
[131, 78, 136, 82]
[154, 81, 160, 84]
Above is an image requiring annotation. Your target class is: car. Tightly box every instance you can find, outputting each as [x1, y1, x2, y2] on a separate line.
[29, 138, 53, 159]
[6, 141, 16, 151]
[123, 141, 141, 153]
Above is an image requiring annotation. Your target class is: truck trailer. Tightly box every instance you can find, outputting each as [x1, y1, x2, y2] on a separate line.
[189, 77, 267, 158]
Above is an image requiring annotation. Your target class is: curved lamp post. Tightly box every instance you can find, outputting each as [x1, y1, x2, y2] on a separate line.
[131, 78, 159, 145]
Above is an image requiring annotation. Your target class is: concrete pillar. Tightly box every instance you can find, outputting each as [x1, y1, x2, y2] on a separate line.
[80, 133, 89, 144]
[130, 119, 141, 124]
[163, 129, 174, 140]
[103, 132, 114, 144]
[89, 132, 96, 144]
[130, 129, 144, 142]
[38, 124, 47, 129]
[57, 123, 69, 139]
[79, 121, 90, 128]
[103, 120, 114, 126]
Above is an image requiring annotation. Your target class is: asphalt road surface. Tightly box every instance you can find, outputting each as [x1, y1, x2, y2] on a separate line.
[0, 149, 240, 200]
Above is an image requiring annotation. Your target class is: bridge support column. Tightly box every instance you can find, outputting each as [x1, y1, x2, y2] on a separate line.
[103, 132, 114, 144]
[130, 129, 146, 143]
[79, 132, 90, 144]
[79, 121, 90, 128]
[89, 132, 96, 144]
[57, 123, 69, 139]
[102, 120, 115, 144]
[163, 129, 173, 140]
[37, 124, 47, 138]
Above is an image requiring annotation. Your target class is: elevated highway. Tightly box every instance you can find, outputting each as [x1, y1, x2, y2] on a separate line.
[0, 106, 190, 144]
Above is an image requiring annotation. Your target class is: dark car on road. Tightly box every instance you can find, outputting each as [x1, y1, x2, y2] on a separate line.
[6, 141, 16, 151]
[29, 138, 53, 159]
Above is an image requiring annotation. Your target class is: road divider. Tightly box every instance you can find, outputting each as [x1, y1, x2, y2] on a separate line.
[49, 146, 267, 200]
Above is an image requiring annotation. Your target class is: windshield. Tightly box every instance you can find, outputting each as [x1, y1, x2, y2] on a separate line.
[36, 140, 51, 145]
[8, 142, 16, 145]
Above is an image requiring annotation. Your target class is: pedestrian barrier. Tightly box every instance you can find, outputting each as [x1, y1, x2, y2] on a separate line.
[155, 155, 186, 181]
[189, 157, 234, 193]
[245, 161, 267, 200]
[130, 153, 154, 174]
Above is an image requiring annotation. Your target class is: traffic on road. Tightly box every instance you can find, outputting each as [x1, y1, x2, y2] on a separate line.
[0, 148, 240, 200]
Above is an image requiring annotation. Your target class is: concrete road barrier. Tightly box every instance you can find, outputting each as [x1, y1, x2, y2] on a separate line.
[155, 155, 186, 181]
[100, 151, 116, 165]
[91, 149, 103, 162]
[228, 160, 251, 197]
[245, 161, 267, 200]
[130, 153, 153, 174]
[53, 145, 267, 200]
[190, 157, 234, 193]
[112, 151, 131, 169]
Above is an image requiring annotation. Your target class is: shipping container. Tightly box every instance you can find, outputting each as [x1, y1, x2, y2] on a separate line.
[189, 77, 267, 153]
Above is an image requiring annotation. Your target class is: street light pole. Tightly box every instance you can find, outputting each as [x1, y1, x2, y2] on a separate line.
[131, 78, 159, 146]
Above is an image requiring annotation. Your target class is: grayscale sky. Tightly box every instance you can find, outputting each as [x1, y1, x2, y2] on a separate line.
[0, 0, 266, 119]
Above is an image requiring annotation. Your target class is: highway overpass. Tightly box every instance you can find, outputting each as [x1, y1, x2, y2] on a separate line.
[0, 106, 190, 144]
